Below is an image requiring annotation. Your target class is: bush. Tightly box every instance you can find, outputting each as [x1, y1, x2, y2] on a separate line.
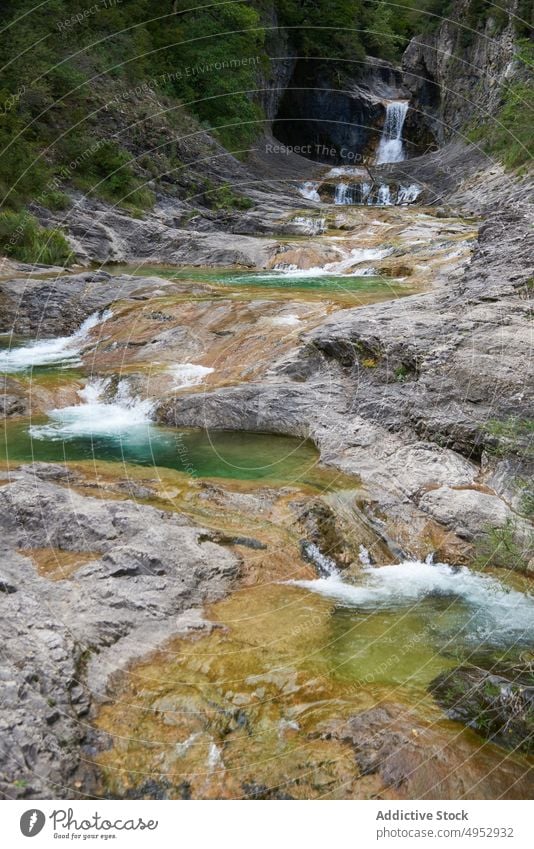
[69, 140, 155, 212]
[473, 519, 533, 573]
[211, 184, 254, 211]
[39, 190, 71, 211]
[484, 416, 534, 458]
[467, 39, 533, 170]
[0, 211, 74, 265]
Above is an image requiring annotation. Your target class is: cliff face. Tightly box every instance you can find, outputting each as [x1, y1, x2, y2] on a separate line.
[402, 0, 523, 144]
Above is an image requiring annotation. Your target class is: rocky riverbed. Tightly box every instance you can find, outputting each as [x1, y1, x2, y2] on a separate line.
[1, 178, 532, 801]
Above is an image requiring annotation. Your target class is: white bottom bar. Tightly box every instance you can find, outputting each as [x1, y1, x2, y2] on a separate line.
[3, 799, 532, 848]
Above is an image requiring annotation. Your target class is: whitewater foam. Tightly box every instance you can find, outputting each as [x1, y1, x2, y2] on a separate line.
[29, 377, 154, 440]
[270, 314, 302, 326]
[267, 247, 390, 278]
[287, 560, 534, 644]
[376, 101, 409, 165]
[169, 363, 214, 389]
[0, 310, 111, 373]
[298, 182, 321, 202]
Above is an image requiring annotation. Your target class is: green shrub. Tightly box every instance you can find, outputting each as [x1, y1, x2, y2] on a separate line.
[211, 184, 254, 211]
[69, 140, 155, 212]
[484, 417, 534, 458]
[473, 519, 533, 573]
[467, 39, 533, 170]
[39, 190, 71, 211]
[0, 211, 74, 265]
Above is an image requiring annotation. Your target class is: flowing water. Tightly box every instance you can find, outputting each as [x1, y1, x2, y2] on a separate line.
[4, 248, 532, 799]
[376, 101, 409, 165]
[109, 264, 396, 290]
[94, 567, 534, 800]
[0, 310, 110, 373]
[332, 178, 419, 207]
[1, 412, 346, 489]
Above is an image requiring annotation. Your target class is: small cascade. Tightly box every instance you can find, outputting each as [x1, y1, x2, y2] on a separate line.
[397, 183, 421, 204]
[334, 183, 350, 205]
[286, 560, 534, 645]
[376, 184, 392, 205]
[301, 541, 340, 578]
[290, 216, 326, 235]
[298, 181, 321, 202]
[0, 310, 111, 373]
[330, 180, 420, 207]
[30, 378, 154, 440]
[169, 363, 214, 389]
[335, 182, 373, 205]
[376, 101, 409, 165]
[358, 545, 372, 567]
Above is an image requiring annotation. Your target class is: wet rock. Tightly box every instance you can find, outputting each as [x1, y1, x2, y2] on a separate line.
[241, 782, 294, 800]
[418, 487, 516, 540]
[430, 664, 534, 754]
[0, 569, 17, 593]
[0, 272, 175, 336]
[320, 702, 534, 799]
[0, 469, 239, 799]
[0, 377, 27, 416]
[159, 207, 532, 562]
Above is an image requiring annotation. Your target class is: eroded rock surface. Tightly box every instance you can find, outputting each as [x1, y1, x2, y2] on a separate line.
[0, 465, 239, 799]
[158, 207, 532, 562]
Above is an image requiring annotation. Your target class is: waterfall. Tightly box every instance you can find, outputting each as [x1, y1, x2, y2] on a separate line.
[29, 378, 154, 440]
[334, 183, 350, 205]
[300, 541, 340, 578]
[299, 181, 321, 202]
[376, 184, 392, 205]
[0, 310, 111, 373]
[376, 101, 409, 165]
[285, 560, 534, 645]
[169, 363, 214, 389]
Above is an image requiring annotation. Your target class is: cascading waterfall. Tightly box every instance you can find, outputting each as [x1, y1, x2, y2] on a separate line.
[376, 101, 409, 165]
[29, 377, 154, 440]
[169, 363, 214, 389]
[376, 184, 392, 205]
[335, 183, 350, 205]
[0, 310, 111, 372]
[286, 559, 534, 646]
[397, 184, 421, 204]
[298, 182, 321, 202]
[331, 179, 419, 207]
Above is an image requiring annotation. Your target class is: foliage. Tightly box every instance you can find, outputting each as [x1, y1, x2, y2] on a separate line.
[458, 0, 510, 47]
[473, 519, 533, 573]
[211, 184, 254, 211]
[0, 0, 528, 218]
[484, 416, 534, 458]
[0, 211, 73, 265]
[68, 140, 155, 212]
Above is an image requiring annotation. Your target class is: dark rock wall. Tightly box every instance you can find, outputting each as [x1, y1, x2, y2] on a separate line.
[272, 57, 437, 163]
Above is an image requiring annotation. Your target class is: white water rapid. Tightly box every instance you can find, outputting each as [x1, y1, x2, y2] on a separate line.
[376, 101, 409, 165]
[298, 182, 321, 202]
[169, 363, 214, 389]
[287, 559, 534, 645]
[269, 246, 391, 276]
[0, 310, 111, 373]
[29, 378, 154, 440]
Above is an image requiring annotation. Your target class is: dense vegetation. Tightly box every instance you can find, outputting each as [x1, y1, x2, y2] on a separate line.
[468, 38, 533, 170]
[0, 0, 530, 261]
